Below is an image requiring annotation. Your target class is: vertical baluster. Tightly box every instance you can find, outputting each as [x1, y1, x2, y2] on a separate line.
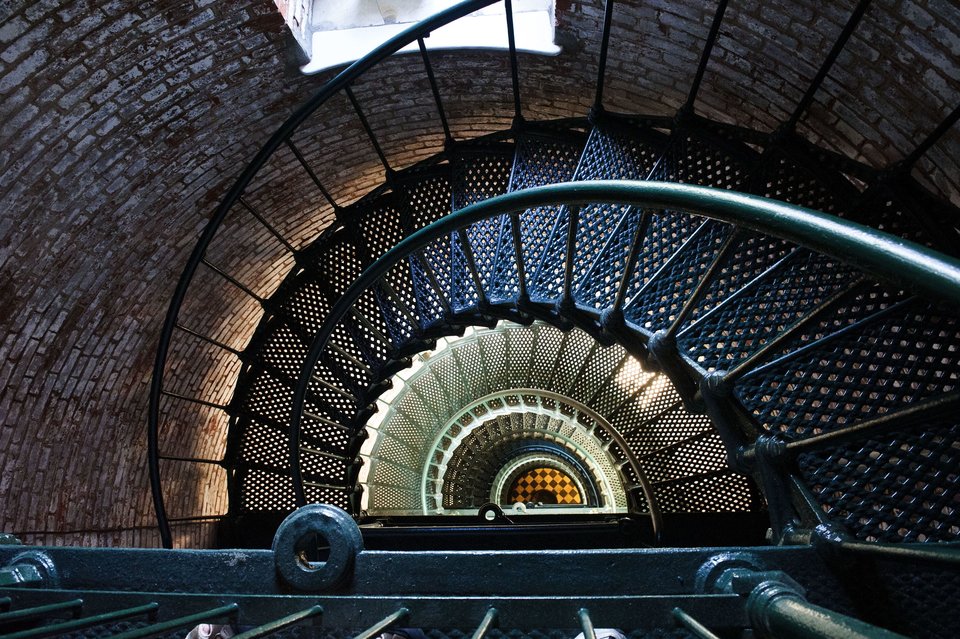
[560, 205, 582, 308]
[106, 604, 240, 639]
[682, 0, 729, 116]
[600, 208, 650, 341]
[174, 323, 243, 358]
[510, 212, 529, 303]
[577, 608, 596, 639]
[232, 605, 323, 639]
[418, 38, 453, 146]
[353, 608, 410, 639]
[504, 0, 523, 123]
[457, 228, 490, 309]
[470, 608, 499, 639]
[200, 258, 267, 306]
[661, 228, 740, 339]
[284, 141, 342, 212]
[897, 101, 960, 171]
[780, 0, 872, 134]
[239, 197, 299, 255]
[345, 86, 393, 178]
[672, 607, 722, 639]
[593, 0, 616, 113]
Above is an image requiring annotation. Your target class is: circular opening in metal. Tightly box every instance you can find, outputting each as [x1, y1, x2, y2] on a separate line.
[294, 531, 331, 572]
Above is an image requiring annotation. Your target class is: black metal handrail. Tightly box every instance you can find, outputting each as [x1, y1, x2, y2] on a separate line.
[149, 0, 960, 548]
[287, 180, 960, 515]
[5, 530, 952, 637]
[148, 0, 508, 547]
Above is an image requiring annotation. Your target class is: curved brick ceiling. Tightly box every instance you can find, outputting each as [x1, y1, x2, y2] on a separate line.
[0, 0, 958, 547]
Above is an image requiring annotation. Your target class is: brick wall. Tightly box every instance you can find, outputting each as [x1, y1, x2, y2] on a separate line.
[0, 0, 957, 547]
[0, 0, 318, 547]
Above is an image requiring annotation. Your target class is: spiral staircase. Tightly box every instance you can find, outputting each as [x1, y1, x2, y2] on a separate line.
[2, 0, 960, 638]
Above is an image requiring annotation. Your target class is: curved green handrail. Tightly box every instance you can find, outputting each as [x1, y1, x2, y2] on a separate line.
[148, 0, 503, 547]
[288, 180, 960, 509]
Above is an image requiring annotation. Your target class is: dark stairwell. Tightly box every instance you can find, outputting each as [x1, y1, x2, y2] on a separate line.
[2, 0, 960, 637]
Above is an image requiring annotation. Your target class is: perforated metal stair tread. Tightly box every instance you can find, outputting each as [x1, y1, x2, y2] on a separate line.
[199, 118, 960, 547]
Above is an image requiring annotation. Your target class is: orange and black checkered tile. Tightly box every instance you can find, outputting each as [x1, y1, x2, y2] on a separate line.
[508, 467, 582, 504]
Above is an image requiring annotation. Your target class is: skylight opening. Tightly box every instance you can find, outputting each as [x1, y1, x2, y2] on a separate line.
[276, 1, 560, 74]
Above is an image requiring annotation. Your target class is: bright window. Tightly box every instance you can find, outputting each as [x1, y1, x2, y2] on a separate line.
[277, 1, 559, 74]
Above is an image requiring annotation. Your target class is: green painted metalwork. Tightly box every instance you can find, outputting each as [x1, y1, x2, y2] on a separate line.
[0, 599, 82, 626]
[470, 607, 498, 639]
[353, 607, 409, 639]
[0, 566, 40, 589]
[750, 592, 907, 639]
[148, 0, 504, 547]
[577, 608, 595, 639]
[671, 607, 721, 639]
[150, 0, 960, 557]
[107, 603, 239, 639]
[2, 531, 955, 636]
[232, 605, 323, 639]
[355, 181, 960, 305]
[0, 602, 158, 639]
[287, 180, 960, 512]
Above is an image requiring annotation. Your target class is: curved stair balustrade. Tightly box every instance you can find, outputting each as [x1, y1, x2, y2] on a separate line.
[287, 180, 960, 548]
[356, 322, 677, 537]
[149, 0, 508, 547]
[149, 0, 960, 549]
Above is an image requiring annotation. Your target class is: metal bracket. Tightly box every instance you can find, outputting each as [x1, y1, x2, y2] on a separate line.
[273, 504, 364, 591]
[648, 329, 700, 411]
[1, 550, 57, 588]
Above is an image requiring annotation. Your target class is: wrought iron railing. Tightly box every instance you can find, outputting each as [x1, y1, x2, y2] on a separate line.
[149, 0, 510, 547]
[285, 180, 960, 543]
[2, 505, 959, 637]
[149, 0, 960, 549]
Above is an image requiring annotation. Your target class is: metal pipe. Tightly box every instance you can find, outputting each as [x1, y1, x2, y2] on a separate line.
[107, 603, 239, 639]
[284, 141, 340, 212]
[239, 196, 299, 255]
[1, 603, 158, 639]
[413, 251, 453, 315]
[346, 86, 393, 177]
[353, 607, 410, 639]
[510, 212, 529, 301]
[735, 296, 916, 382]
[504, 0, 522, 121]
[577, 608, 596, 639]
[174, 323, 243, 358]
[470, 607, 498, 639]
[160, 390, 231, 413]
[0, 599, 83, 626]
[561, 205, 581, 304]
[663, 226, 739, 338]
[671, 607, 721, 639]
[722, 276, 865, 383]
[899, 101, 960, 169]
[456, 228, 489, 307]
[610, 209, 648, 313]
[232, 604, 323, 639]
[781, 0, 872, 133]
[200, 259, 266, 305]
[748, 583, 906, 639]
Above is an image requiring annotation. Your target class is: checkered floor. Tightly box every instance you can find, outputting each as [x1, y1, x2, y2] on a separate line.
[508, 467, 583, 504]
